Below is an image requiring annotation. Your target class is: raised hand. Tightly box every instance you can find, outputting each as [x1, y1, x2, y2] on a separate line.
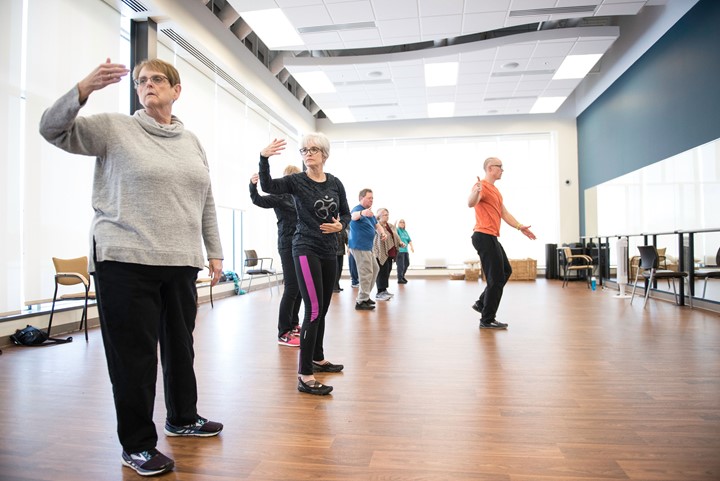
[77, 58, 129, 104]
[261, 138, 287, 158]
[250, 173, 259, 184]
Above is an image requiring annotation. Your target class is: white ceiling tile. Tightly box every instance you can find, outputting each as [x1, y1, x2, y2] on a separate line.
[462, 12, 509, 34]
[504, 15, 549, 27]
[496, 44, 537, 60]
[326, 1, 375, 24]
[338, 28, 382, 42]
[377, 18, 421, 38]
[534, 41, 575, 57]
[464, 0, 512, 14]
[419, 0, 464, 17]
[390, 64, 424, 78]
[420, 15, 463, 36]
[371, 0, 419, 20]
[570, 38, 617, 54]
[459, 61, 494, 74]
[299, 30, 343, 44]
[226, 0, 279, 13]
[596, 3, 645, 15]
[460, 49, 498, 61]
[276, 0, 324, 6]
[509, 0, 557, 9]
[284, 5, 333, 27]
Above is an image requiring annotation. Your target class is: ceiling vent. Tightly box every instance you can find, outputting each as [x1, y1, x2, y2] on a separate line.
[510, 6, 597, 17]
[120, 0, 148, 13]
[298, 21, 376, 34]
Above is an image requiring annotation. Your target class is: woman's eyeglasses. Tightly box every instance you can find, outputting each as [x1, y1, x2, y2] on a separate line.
[299, 147, 321, 156]
[133, 75, 169, 88]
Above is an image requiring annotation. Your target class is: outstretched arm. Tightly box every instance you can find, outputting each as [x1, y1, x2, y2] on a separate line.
[501, 205, 536, 240]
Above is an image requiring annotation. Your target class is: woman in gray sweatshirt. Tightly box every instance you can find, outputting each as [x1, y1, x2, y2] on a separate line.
[39, 58, 223, 477]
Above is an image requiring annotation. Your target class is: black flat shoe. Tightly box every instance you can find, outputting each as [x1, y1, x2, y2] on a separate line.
[297, 377, 333, 395]
[312, 360, 344, 373]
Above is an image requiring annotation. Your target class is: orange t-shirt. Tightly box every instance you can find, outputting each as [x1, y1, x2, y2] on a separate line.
[473, 180, 502, 237]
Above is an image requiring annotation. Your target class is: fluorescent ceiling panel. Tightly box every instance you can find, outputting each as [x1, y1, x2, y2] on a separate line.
[239, 9, 303, 49]
[553, 54, 603, 80]
[323, 107, 356, 124]
[530, 97, 567, 114]
[292, 72, 336, 94]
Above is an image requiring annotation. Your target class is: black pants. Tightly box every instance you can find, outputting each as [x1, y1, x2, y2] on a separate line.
[471, 232, 512, 322]
[376, 258, 393, 293]
[278, 248, 302, 337]
[93, 260, 200, 453]
[294, 255, 336, 375]
[334, 254, 344, 289]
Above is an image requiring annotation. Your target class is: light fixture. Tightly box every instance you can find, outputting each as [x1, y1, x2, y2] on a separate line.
[323, 107, 355, 124]
[292, 72, 335, 94]
[238, 9, 303, 49]
[428, 102, 455, 118]
[553, 54, 602, 80]
[530, 97, 567, 114]
[502, 62, 519, 69]
[424, 62, 459, 87]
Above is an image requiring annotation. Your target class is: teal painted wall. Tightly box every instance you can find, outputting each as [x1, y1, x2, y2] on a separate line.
[577, 0, 720, 233]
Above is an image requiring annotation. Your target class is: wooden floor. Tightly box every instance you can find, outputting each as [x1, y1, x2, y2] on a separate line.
[1, 278, 719, 481]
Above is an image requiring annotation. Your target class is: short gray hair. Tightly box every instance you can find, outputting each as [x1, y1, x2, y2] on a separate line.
[301, 132, 330, 160]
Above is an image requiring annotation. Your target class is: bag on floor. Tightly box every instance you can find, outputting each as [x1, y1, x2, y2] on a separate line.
[10, 325, 72, 346]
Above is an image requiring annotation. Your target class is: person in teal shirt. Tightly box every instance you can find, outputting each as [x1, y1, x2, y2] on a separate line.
[395, 219, 413, 284]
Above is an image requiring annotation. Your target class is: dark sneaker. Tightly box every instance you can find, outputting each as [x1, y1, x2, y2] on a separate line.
[472, 301, 483, 313]
[298, 377, 333, 395]
[312, 360, 344, 373]
[355, 300, 375, 310]
[479, 320, 508, 329]
[366, 298, 376, 305]
[122, 448, 174, 476]
[164, 416, 223, 437]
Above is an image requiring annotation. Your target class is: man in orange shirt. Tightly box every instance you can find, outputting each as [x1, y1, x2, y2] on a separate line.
[468, 157, 536, 329]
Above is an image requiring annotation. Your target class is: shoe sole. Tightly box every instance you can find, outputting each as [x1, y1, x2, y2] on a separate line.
[298, 385, 333, 395]
[163, 427, 222, 437]
[122, 458, 174, 476]
[479, 324, 508, 330]
[278, 341, 300, 347]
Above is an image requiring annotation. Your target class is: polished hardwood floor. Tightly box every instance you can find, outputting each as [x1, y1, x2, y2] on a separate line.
[1, 278, 719, 481]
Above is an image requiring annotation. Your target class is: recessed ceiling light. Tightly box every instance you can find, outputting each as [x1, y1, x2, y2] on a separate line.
[292, 71, 335, 94]
[553, 54, 603, 80]
[238, 9, 303, 49]
[502, 62, 519, 69]
[530, 96, 567, 114]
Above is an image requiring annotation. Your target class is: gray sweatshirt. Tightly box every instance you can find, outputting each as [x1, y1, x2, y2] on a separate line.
[39, 86, 223, 272]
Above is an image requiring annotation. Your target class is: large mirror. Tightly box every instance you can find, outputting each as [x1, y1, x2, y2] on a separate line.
[586, 138, 720, 302]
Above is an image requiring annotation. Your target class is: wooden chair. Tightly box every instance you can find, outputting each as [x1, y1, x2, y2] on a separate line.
[630, 246, 693, 309]
[242, 250, 279, 292]
[561, 247, 594, 288]
[49, 256, 96, 341]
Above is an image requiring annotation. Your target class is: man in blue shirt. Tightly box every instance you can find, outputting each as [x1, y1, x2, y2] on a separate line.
[349, 189, 386, 310]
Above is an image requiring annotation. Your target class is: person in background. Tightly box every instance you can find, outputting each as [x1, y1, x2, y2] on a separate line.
[373, 208, 404, 300]
[333, 226, 348, 293]
[468, 157, 536, 330]
[258, 133, 351, 396]
[249, 167, 302, 347]
[349, 250, 360, 288]
[395, 219, 414, 284]
[350, 189, 387, 310]
[39, 58, 224, 476]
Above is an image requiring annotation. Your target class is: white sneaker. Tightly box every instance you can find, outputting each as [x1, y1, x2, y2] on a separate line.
[375, 291, 392, 301]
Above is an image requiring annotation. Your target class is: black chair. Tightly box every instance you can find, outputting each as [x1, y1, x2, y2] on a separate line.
[561, 247, 594, 288]
[630, 246, 693, 309]
[694, 246, 720, 299]
[242, 249, 279, 292]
